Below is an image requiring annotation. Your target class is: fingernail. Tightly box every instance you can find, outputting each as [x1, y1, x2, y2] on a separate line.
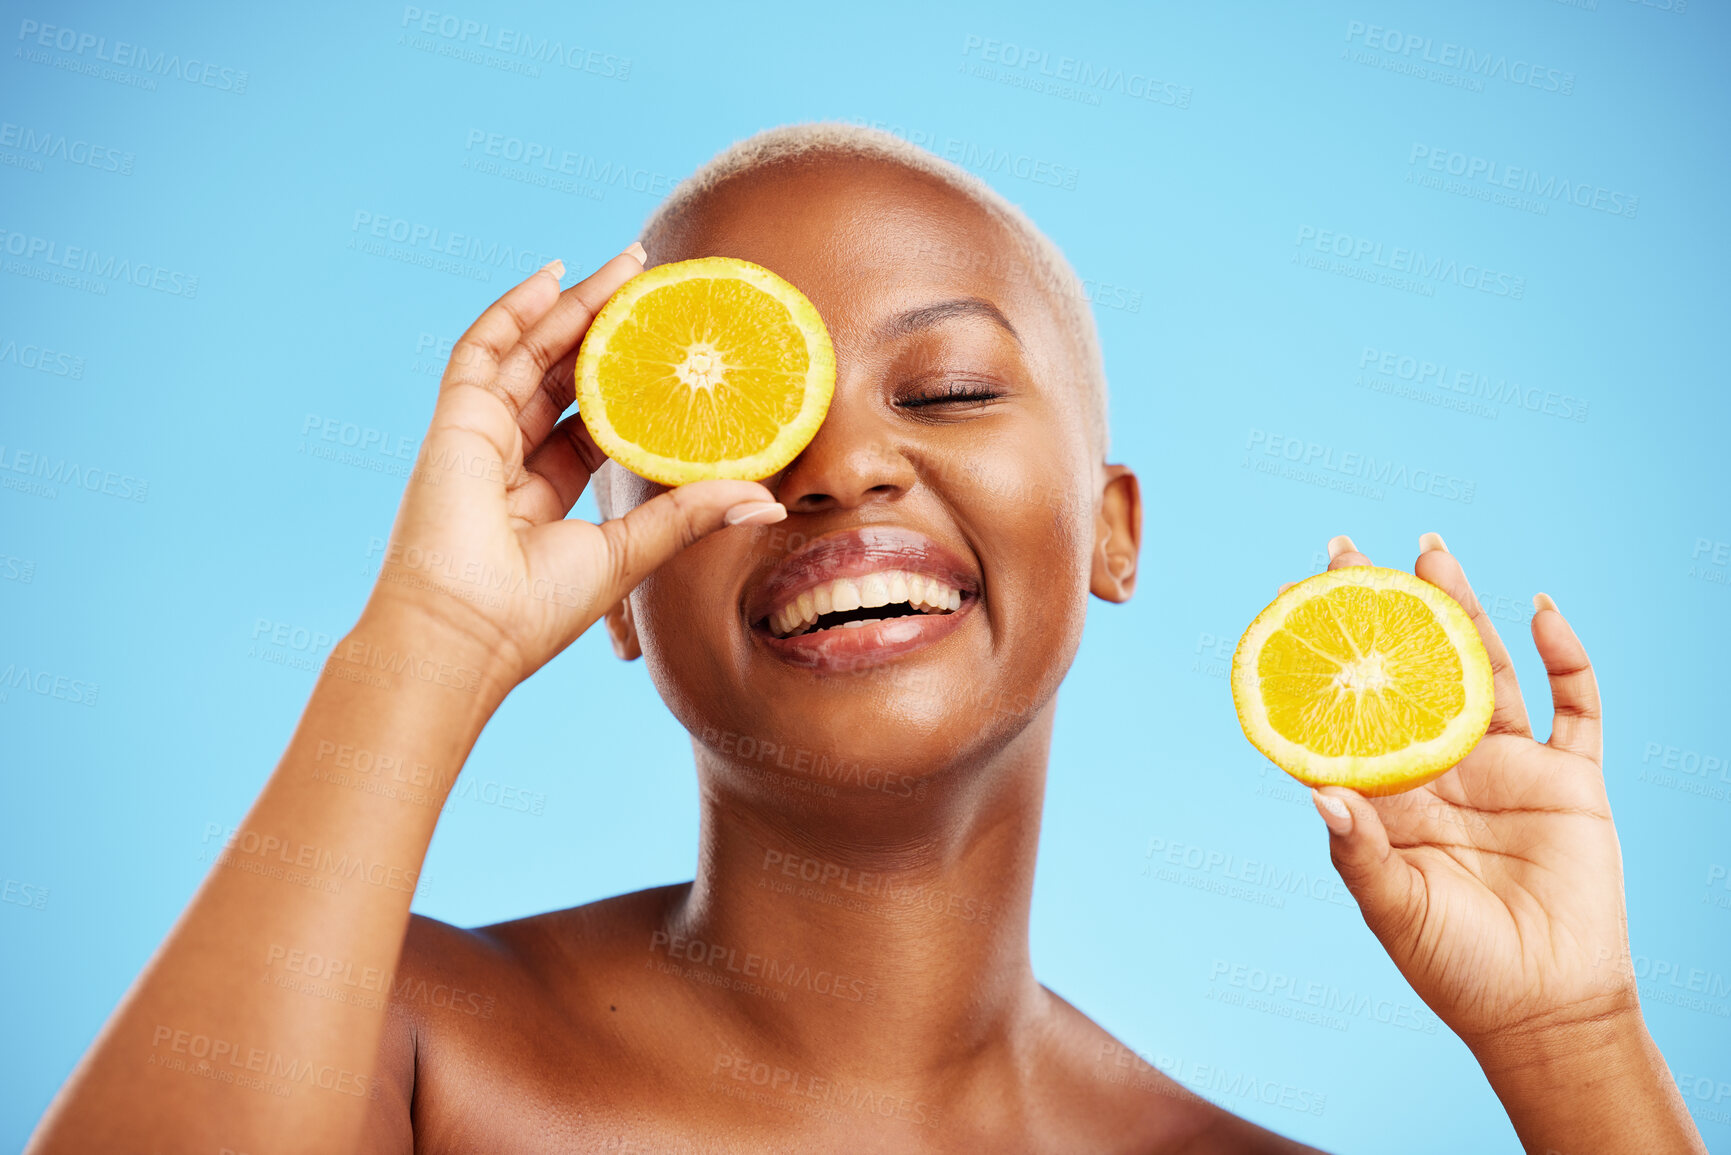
[724, 500, 786, 527]
[1419, 531, 1449, 554]
[538, 258, 565, 282]
[1533, 592, 1558, 614]
[623, 242, 647, 263]
[1312, 789, 1353, 836]
[1327, 535, 1356, 561]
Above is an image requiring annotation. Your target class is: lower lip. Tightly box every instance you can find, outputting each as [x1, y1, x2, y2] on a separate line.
[753, 598, 975, 673]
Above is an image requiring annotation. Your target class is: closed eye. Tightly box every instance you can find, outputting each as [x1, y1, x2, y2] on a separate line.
[897, 381, 1005, 409]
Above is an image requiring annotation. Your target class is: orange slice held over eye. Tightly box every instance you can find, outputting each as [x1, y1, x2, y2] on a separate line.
[1230, 566, 1495, 796]
[573, 256, 837, 486]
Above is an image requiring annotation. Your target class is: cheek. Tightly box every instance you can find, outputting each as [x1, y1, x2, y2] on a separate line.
[947, 429, 1093, 557]
[629, 540, 741, 717]
[957, 461, 1095, 630]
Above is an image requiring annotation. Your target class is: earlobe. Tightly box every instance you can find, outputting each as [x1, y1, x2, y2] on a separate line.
[603, 595, 643, 661]
[1090, 465, 1142, 603]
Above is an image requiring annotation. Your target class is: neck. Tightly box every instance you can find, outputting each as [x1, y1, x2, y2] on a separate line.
[668, 701, 1057, 1081]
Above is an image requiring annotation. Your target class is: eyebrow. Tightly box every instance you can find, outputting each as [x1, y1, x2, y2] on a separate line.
[881, 297, 1022, 345]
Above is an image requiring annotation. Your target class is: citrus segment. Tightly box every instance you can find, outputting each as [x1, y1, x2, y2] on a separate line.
[1231, 566, 1494, 795]
[575, 256, 835, 486]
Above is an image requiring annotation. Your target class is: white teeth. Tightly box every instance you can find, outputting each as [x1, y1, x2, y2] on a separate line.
[765, 569, 966, 638]
[831, 578, 862, 613]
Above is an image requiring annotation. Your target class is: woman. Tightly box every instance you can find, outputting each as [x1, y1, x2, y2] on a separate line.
[28, 125, 1706, 1153]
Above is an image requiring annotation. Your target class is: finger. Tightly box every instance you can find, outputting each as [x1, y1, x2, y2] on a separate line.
[1531, 593, 1602, 764]
[1413, 534, 1532, 738]
[442, 260, 567, 396]
[495, 244, 646, 439]
[510, 412, 602, 526]
[1275, 537, 1365, 596]
[596, 481, 786, 604]
[514, 342, 582, 457]
[414, 377, 527, 502]
[1325, 533, 1373, 570]
[1312, 787, 1425, 952]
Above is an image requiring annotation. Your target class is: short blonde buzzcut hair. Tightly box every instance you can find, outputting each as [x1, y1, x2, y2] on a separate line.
[638, 122, 1110, 459]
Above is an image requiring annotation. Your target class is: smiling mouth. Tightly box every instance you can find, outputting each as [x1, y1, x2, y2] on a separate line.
[743, 526, 979, 670]
[761, 570, 964, 638]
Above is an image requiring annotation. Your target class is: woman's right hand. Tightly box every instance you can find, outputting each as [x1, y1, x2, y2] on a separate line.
[364, 245, 786, 688]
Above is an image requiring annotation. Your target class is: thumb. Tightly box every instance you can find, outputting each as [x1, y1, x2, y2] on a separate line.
[595, 479, 784, 604]
[1311, 787, 1423, 945]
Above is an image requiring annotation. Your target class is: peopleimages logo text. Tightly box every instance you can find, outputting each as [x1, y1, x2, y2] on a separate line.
[1408, 145, 1637, 219]
[0, 122, 133, 174]
[1295, 226, 1525, 299]
[1244, 429, 1476, 504]
[0, 444, 148, 501]
[16, 19, 249, 92]
[1343, 21, 1574, 94]
[399, 7, 630, 78]
[0, 228, 199, 298]
[1358, 346, 1588, 422]
[462, 131, 675, 197]
[960, 35, 1192, 107]
[349, 211, 559, 278]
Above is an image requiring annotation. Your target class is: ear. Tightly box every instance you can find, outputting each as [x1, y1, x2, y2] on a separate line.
[603, 593, 642, 661]
[1090, 464, 1142, 603]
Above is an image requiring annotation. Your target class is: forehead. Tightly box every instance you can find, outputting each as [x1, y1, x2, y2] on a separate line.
[650, 157, 1073, 370]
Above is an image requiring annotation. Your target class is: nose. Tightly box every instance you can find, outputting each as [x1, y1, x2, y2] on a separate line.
[770, 384, 917, 514]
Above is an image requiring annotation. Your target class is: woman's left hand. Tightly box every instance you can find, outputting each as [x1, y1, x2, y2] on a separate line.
[1299, 533, 1634, 1052]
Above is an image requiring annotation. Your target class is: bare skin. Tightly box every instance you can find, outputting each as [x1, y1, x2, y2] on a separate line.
[27, 156, 1704, 1154]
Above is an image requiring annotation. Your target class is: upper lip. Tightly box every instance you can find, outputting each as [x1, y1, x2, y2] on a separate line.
[744, 525, 981, 627]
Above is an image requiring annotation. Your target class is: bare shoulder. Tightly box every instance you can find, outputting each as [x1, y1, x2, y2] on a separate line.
[389, 880, 686, 1055]
[1034, 989, 1332, 1155]
[365, 885, 691, 1152]
[394, 880, 683, 1004]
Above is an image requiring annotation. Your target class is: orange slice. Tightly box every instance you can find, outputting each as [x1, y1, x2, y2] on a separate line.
[1231, 566, 1494, 795]
[574, 256, 835, 486]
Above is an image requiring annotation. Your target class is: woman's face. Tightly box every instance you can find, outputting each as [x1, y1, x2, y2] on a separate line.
[606, 157, 1139, 790]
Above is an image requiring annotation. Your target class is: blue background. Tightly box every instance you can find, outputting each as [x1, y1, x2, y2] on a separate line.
[3, 1, 1728, 1150]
